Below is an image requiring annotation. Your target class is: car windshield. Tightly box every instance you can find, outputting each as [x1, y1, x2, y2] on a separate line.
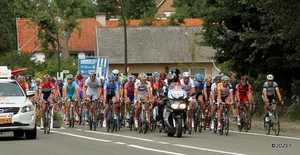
[0, 82, 24, 96]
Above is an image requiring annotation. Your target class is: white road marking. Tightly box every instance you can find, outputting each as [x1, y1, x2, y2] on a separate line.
[156, 141, 170, 144]
[230, 131, 300, 141]
[51, 130, 186, 155]
[172, 144, 247, 155]
[128, 144, 187, 155]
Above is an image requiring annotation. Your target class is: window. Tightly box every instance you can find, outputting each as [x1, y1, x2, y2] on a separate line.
[180, 67, 206, 79]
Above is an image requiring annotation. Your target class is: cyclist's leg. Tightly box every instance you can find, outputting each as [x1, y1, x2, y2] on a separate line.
[112, 96, 119, 118]
[198, 95, 205, 118]
[217, 97, 226, 130]
[143, 95, 150, 123]
[134, 95, 142, 127]
[263, 94, 270, 113]
[65, 96, 71, 125]
[91, 94, 98, 119]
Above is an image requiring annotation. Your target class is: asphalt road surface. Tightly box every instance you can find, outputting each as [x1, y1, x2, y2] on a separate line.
[1, 121, 299, 155]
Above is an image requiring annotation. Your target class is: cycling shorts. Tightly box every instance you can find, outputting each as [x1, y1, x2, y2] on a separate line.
[128, 95, 134, 102]
[42, 92, 52, 103]
[86, 91, 98, 100]
[66, 93, 76, 100]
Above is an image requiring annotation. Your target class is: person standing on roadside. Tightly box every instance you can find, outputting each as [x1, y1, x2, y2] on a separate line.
[230, 73, 239, 120]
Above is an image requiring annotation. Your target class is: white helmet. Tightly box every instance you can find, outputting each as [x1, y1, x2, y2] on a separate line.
[139, 73, 147, 80]
[222, 75, 230, 81]
[182, 72, 190, 78]
[112, 69, 119, 75]
[267, 74, 274, 80]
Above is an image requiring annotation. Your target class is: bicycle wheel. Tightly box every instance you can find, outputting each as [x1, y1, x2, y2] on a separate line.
[264, 117, 271, 135]
[247, 114, 251, 130]
[138, 119, 143, 134]
[243, 112, 248, 132]
[198, 111, 203, 133]
[89, 116, 93, 130]
[224, 112, 229, 135]
[273, 112, 280, 136]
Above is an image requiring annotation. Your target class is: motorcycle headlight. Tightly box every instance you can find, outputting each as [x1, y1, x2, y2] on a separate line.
[171, 104, 179, 109]
[22, 104, 35, 113]
[179, 104, 186, 109]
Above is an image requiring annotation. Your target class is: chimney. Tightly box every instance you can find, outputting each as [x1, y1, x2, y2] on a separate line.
[96, 13, 106, 26]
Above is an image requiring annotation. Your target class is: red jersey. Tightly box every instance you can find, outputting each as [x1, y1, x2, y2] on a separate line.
[39, 81, 56, 93]
[236, 83, 252, 102]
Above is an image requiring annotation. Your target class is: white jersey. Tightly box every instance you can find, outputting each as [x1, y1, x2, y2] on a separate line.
[84, 77, 101, 93]
[211, 83, 218, 96]
[135, 80, 150, 96]
[180, 78, 195, 95]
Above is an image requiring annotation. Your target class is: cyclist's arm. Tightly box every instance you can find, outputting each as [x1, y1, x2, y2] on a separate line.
[191, 87, 196, 99]
[229, 89, 234, 103]
[147, 87, 152, 100]
[217, 86, 222, 103]
[276, 88, 283, 102]
[62, 87, 67, 99]
[98, 87, 102, 98]
[75, 87, 80, 100]
[124, 84, 128, 100]
[115, 83, 120, 101]
[236, 85, 240, 102]
[134, 88, 138, 102]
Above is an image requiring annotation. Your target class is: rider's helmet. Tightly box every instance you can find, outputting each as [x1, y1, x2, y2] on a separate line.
[139, 73, 148, 80]
[66, 74, 74, 80]
[182, 72, 190, 78]
[108, 74, 115, 81]
[267, 74, 274, 80]
[77, 70, 83, 75]
[43, 74, 50, 81]
[205, 76, 212, 82]
[112, 69, 119, 75]
[128, 75, 134, 82]
[18, 76, 25, 82]
[159, 72, 166, 80]
[167, 73, 177, 84]
[214, 75, 222, 83]
[57, 77, 63, 81]
[89, 71, 96, 76]
[24, 74, 31, 82]
[35, 78, 41, 82]
[241, 76, 248, 82]
[196, 74, 205, 82]
[152, 71, 159, 79]
[169, 67, 181, 77]
[222, 75, 230, 81]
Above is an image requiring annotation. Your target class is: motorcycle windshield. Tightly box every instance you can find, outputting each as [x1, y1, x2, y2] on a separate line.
[167, 83, 187, 99]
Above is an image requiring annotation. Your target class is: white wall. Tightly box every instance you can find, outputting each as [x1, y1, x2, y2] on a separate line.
[31, 53, 45, 62]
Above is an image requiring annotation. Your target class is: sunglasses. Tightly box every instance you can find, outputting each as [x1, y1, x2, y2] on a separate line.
[44, 79, 49, 81]
[268, 80, 273, 82]
[90, 75, 95, 78]
[109, 80, 114, 82]
[67, 78, 73, 80]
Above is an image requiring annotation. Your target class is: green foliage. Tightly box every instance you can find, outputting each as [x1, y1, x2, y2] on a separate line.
[97, 0, 120, 19]
[197, 0, 300, 100]
[169, 0, 201, 24]
[124, 0, 157, 19]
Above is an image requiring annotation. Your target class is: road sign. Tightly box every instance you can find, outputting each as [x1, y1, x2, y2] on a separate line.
[62, 70, 69, 74]
[78, 57, 109, 78]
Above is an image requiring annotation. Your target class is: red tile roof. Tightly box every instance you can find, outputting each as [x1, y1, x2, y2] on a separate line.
[17, 18, 203, 53]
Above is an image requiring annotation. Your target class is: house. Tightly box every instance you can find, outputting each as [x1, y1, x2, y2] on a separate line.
[156, 0, 175, 18]
[17, 14, 220, 77]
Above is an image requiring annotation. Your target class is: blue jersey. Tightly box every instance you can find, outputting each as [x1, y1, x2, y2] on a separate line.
[194, 81, 204, 96]
[103, 81, 119, 95]
[263, 81, 278, 96]
[63, 81, 78, 95]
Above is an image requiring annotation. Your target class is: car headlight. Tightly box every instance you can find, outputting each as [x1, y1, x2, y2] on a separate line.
[22, 104, 35, 113]
[179, 104, 186, 109]
[171, 104, 179, 109]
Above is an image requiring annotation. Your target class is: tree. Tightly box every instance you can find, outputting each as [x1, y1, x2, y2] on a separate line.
[197, 0, 300, 95]
[169, 0, 202, 24]
[14, 0, 97, 58]
[96, 0, 120, 19]
[124, 0, 157, 19]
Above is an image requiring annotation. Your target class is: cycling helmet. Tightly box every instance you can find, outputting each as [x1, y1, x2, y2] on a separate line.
[222, 75, 230, 81]
[152, 72, 159, 79]
[77, 70, 83, 75]
[52, 77, 57, 82]
[196, 74, 205, 82]
[267, 74, 274, 80]
[122, 75, 128, 83]
[108, 74, 115, 81]
[57, 77, 63, 81]
[241, 76, 248, 82]
[167, 74, 177, 83]
[159, 72, 166, 79]
[35, 78, 41, 82]
[169, 67, 181, 76]
[25, 74, 31, 81]
[66, 74, 74, 79]
[18, 76, 25, 81]
[112, 69, 119, 75]
[128, 75, 134, 82]
[182, 72, 190, 78]
[43, 74, 50, 80]
[139, 73, 148, 80]
[205, 76, 212, 81]
[214, 76, 222, 82]
[89, 71, 96, 75]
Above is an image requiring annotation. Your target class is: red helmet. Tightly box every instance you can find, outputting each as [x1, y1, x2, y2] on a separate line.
[241, 76, 248, 82]
[159, 72, 166, 79]
[43, 74, 50, 80]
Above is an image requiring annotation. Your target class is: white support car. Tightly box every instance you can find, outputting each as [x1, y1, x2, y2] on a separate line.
[0, 66, 36, 139]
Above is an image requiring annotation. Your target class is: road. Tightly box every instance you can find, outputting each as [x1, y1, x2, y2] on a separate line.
[0, 121, 299, 155]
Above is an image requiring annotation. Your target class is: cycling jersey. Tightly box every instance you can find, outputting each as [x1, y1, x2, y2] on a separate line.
[180, 78, 195, 96]
[211, 83, 218, 97]
[263, 81, 278, 96]
[194, 81, 204, 98]
[75, 76, 85, 98]
[84, 77, 101, 100]
[124, 82, 135, 102]
[19, 82, 29, 92]
[39, 81, 56, 101]
[218, 83, 233, 102]
[203, 82, 212, 100]
[57, 82, 64, 97]
[135, 80, 151, 102]
[103, 81, 119, 101]
[236, 83, 252, 102]
[63, 81, 78, 100]
[230, 80, 239, 96]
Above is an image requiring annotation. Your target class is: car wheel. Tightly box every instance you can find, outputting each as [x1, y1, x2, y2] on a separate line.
[25, 125, 37, 139]
[13, 131, 24, 138]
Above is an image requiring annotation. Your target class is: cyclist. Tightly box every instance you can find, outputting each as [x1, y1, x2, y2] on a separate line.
[75, 70, 85, 100]
[210, 76, 222, 129]
[119, 75, 128, 125]
[62, 74, 80, 124]
[18, 76, 29, 93]
[25, 74, 35, 91]
[134, 73, 152, 128]
[262, 74, 284, 115]
[103, 74, 120, 127]
[56, 77, 64, 98]
[194, 74, 205, 119]
[38, 74, 56, 129]
[124, 75, 135, 126]
[83, 71, 102, 123]
[180, 72, 196, 127]
[236, 76, 254, 126]
[217, 75, 234, 131]
[230, 73, 239, 120]
[34, 78, 41, 102]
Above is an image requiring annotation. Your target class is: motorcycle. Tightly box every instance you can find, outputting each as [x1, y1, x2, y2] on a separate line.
[163, 83, 190, 138]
